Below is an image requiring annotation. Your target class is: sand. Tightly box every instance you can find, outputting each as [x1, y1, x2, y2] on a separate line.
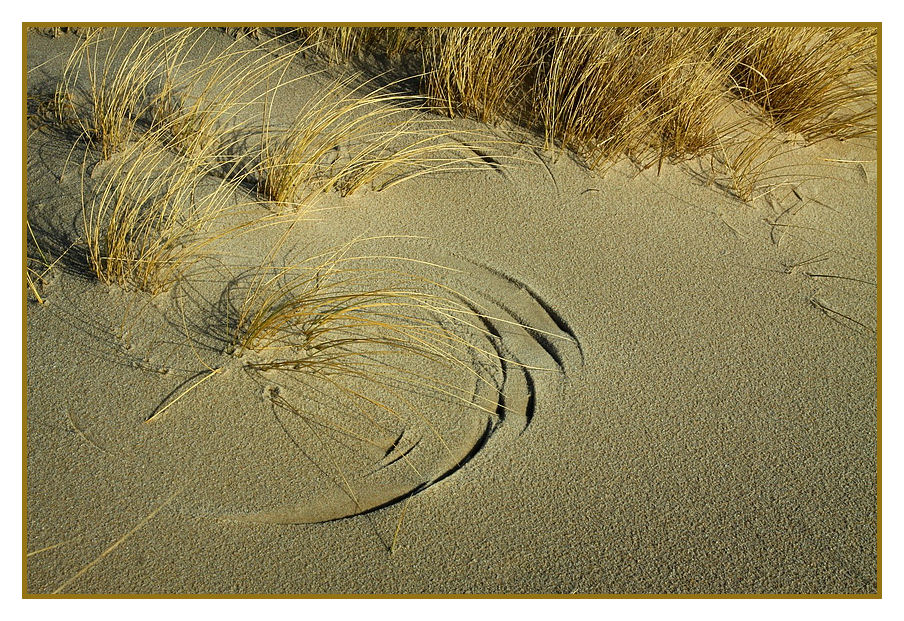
[24, 28, 877, 595]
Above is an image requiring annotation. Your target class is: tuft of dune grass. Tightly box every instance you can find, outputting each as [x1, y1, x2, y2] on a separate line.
[81, 128, 247, 295]
[721, 26, 877, 140]
[57, 28, 197, 159]
[255, 75, 508, 206]
[230, 242, 511, 434]
[44, 25, 877, 204]
[415, 25, 877, 197]
[422, 27, 540, 124]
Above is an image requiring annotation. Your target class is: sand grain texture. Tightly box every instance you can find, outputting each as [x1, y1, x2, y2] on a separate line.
[25, 27, 877, 595]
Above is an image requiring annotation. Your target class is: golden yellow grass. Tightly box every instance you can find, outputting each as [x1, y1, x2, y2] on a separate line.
[80, 130, 244, 294]
[57, 28, 196, 158]
[255, 75, 508, 205]
[47, 25, 877, 204]
[415, 25, 877, 197]
[723, 27, 877, 140]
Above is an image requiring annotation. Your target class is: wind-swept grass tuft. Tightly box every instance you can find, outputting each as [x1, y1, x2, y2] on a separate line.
[229, 243, 511, 436]
[255, 76, 506, 206]
[81, 129, 246, 295]
[722, 27, 878, 140]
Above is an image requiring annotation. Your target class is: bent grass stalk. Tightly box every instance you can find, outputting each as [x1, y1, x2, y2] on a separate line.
[256, 75, 507, 205]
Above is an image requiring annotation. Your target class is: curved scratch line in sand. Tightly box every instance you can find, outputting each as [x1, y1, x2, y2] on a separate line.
[225, 259, 580, 524]
[459, 258, 584, 366]
[225, 416, 494, 524]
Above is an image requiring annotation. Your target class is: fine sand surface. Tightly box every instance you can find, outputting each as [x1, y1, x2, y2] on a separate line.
[25, 28, 878, 595]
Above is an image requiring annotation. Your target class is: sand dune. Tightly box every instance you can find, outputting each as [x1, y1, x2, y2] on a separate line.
[25, 27, 877, 595]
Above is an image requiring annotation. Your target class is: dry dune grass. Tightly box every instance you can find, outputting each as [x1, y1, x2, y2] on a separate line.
[57, 27, 307, 164]
[422, 27, 539, 124]
[255, 75, 506, 205]
[28, 22, 877, 346]
[424, 27, 876, 159]
[81, 130, 246, 294]
[57, 28, 303, 295]
[47, 25, 878, 204]
[413, 25, 877, 195]
[531, 27, 739, 169]
[231, 244, 499, 394]
[296, 27, 420, 63]
[38, 26, 509, 298]
[224, 240, 519, 472]
[57, 28, 197, 158]
[723, 26, 878, 140]
[32, 24, 879, 318]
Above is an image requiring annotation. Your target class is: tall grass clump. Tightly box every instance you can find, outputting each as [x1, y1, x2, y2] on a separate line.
[532, 27, 747, 169]
[722, 26, 878, 140]
[55, 27, 309, 167]
[82, 129, 244, 294]
[644, 28, 743, 163]
[57, 28, 197, 158]
[414, 25, 876, 195]
[533, 28, 653, 166]
[296, 27, 421, 63]
[422, 27, 539, 123]
[256, 76, 503, 206]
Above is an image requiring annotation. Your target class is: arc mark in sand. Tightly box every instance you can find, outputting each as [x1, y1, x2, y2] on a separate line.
[225, 259, 581, 524]
[470, 259, 585, 367]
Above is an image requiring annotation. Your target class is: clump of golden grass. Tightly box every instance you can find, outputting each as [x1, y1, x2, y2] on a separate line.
[229, 242, 508, 436]
[63, 28, 323, 295]
[643, 29, 742, 164]
[533, 28, 651, 166]
[296, 27, 420, 63]
[54, 27, 308, 167]
[722, 27, 877, 140]
[418, 27, 739, 169]
[255, 76, 505, 205]
[57, 28, 198, 158]
[81, 129, 246, 294]
[415, 26, 877, 197]
[422, 27, 539, 123]
[147, 29, 306, 164]
[532, 28, 753, 169]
